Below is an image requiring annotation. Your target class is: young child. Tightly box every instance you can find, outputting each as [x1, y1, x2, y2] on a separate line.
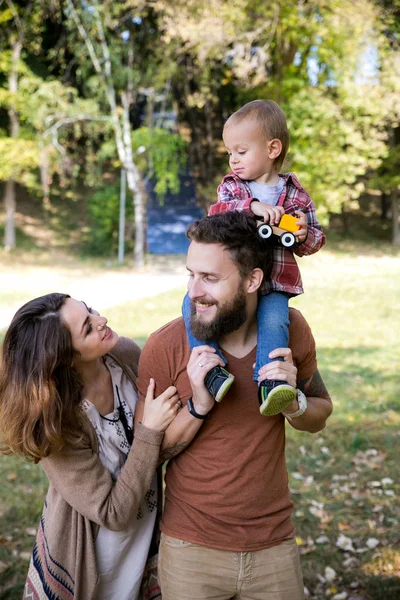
[183, 99, 326, 416]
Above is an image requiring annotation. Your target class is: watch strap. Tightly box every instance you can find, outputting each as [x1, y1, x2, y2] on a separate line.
[187, 397, 210, 420]
[282, 389, 307, 419]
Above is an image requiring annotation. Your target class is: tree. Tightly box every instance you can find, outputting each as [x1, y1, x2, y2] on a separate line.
[368, 0, 400, 244]
[160, 0, 400, 224]
[0, 0, 38, 250]
[64, 0, 183, 268]
[0, 0, 88, 248]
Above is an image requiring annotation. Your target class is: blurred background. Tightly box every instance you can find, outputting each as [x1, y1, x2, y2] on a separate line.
[0, 1, 399, 598]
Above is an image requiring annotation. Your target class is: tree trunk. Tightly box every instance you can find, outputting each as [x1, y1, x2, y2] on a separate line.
[39, 143, 51, 213]
[121, 94, 147, 269]
[125, 167, 146, 269]
[381, 193, 389, 220]
[392, 189, 400, 246]
[4, 179, 16, 251]
[3, 39, 22, 250]
[340, 202, 349, 234]
[66, 0, 148, 268]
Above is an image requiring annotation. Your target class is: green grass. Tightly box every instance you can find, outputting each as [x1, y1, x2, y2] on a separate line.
[0, 237, 399, 599]
[105, 287, 188, 348]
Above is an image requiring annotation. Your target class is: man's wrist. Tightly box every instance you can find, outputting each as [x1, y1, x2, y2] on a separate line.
[282, 398, 299, 416]
[187, 397, 212, 420]
[282, 389, 308, 419]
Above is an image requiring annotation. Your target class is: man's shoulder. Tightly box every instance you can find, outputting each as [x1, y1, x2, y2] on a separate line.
[288, 308, 317, 378]
[140, 317, 189, 376]
[288, 307, 307, 326]
[288, 307, 313, 343]
[146, 316, 186, 345]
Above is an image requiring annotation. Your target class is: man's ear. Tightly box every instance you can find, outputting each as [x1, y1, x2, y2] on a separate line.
[246, 268, 264, 294]
[268, 138, 282, 160]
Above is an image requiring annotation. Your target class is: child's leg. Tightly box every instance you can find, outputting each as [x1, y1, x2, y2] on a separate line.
[256, 292, 297, 417]
[254, 292, 290, 381]
[182, 293, 233, 402]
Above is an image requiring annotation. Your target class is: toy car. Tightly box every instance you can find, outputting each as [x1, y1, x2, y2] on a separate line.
[257, 214, 300, 248]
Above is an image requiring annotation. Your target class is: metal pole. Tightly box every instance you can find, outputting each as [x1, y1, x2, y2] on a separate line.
[118, 169, 126, 264]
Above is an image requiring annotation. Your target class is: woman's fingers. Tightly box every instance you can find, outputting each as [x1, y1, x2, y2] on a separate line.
[145, 381, 179, 405]
[144, 378, 155, 403]
[141, 385, 181, 431]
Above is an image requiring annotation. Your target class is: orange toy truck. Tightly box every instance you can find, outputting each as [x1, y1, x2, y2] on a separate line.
[257, 214, 300, 248]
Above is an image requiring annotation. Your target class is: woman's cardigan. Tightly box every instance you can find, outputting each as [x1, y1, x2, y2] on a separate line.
[24, 337, 163, 600]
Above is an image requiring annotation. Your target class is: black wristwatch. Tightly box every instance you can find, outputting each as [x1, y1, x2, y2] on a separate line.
[187, 397, 210, 420]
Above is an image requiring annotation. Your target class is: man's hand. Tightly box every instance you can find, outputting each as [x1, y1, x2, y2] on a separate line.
[294, 210, 308, 243]
[251, 200, 284, 225]
[257, 347, 297, 388]
[257, 348, 333, 431]
[257, 348, 299, 414]
[187, 345, 224, 415]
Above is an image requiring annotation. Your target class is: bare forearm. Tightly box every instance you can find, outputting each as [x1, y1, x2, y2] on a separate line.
[285, 396, 332, 433]
[285, 369, 333, 433]
[158, 406, 205, 463]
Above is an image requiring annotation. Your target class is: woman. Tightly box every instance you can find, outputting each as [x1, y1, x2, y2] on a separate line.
[0, 293, 181, 600]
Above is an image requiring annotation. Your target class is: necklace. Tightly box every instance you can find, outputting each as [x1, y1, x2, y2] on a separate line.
[100, 384, 134, 446]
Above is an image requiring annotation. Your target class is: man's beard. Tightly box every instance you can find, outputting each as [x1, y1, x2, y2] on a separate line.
[190, 284, 247, 343]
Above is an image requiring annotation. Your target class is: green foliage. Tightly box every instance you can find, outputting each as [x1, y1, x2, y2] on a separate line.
[132, 127, 187, 199]
[82, 181, 134, 257]
[0, 0, 400, 250]
[0, 138, 39, 186]
[160, 0, 400, 218]
[285, 84, 388, 220]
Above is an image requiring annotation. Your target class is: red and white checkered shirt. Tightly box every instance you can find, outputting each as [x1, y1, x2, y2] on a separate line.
[209, 172, 326, 296]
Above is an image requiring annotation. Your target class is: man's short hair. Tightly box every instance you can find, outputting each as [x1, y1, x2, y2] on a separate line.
[186, 211, 273, 281]
[225, 100, 289, 170]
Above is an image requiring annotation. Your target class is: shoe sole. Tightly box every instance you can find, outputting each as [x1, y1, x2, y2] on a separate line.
[259, 385, 297, 416]
[215, 374, 235, 402]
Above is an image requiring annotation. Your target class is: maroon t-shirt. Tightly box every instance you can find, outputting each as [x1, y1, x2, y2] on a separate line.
[137, 309, 317, 551]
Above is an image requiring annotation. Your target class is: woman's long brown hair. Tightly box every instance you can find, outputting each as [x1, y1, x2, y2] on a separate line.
[0, 293, 84, 463]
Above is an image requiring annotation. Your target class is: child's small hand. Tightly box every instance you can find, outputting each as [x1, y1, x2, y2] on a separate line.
[294, 210, 308, 243]
[251, 201, 284, 225]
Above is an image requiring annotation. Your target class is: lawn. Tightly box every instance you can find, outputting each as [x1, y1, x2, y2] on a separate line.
[0, 237, 399, 599]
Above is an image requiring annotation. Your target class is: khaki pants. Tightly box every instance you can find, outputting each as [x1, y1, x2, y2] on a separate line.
[159, 533, 305, 600]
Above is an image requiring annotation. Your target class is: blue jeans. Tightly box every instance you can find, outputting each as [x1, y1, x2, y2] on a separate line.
[255, 292, 289, 381]
[182, 292, 289, 381]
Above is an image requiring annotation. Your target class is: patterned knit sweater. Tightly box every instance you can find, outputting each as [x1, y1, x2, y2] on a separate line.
[24, 337, 163, 600]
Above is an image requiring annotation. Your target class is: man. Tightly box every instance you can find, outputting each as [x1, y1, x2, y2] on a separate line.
[136, 211, 332, 600]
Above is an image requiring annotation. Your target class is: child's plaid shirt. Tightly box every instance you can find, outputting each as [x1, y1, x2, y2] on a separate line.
[209, 172, 326, 296]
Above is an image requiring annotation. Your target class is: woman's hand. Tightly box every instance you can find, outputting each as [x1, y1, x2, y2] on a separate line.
[141, 379, 181, 432]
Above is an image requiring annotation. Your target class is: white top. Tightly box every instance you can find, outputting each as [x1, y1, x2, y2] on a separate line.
[249, 178, 284, 206]
[82, 356, 157, 600]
